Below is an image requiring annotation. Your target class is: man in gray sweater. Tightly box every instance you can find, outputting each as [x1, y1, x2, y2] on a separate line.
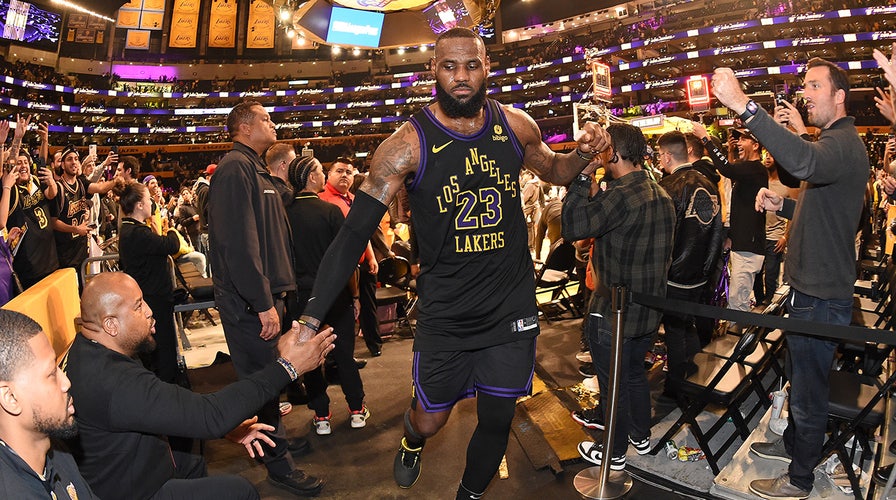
[713, 59, 869, 500]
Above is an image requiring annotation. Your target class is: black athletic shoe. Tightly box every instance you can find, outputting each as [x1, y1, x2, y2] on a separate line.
[394, 438, 423, 488]
[571, 406, 605, 430]
[577, 441, 626, 470]
[267, 469, 323, 497]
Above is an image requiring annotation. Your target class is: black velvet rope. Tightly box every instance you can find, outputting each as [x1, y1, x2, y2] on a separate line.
[628, 290, 895, 347]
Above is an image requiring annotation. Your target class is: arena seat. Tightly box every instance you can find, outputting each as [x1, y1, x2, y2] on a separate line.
[2, 268, 80, 363]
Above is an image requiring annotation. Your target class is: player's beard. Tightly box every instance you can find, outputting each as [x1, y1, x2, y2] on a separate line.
[435, 81, 487, 119]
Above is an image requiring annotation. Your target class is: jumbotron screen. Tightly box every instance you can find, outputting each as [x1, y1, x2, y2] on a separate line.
[0, 0, 61, 51]
[423, 0, 473, 34]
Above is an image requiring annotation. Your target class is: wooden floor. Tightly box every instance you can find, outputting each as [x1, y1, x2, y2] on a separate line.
[181, 313, 694, 499]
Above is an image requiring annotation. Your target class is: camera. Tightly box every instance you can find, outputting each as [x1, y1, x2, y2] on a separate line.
[775, 93, 788, 107]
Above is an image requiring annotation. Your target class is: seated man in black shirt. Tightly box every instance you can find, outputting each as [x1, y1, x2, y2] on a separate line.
[0, 309, 98, 499]
[65, 272, 335, 500]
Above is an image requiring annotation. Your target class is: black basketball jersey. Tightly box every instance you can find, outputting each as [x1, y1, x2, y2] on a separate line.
[54, 175, 91, 268]
[8, 181, 59, 288]
[406, 99, 538, 351]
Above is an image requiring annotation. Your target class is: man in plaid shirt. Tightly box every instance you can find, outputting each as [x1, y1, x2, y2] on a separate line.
[562, 122, 675, 470]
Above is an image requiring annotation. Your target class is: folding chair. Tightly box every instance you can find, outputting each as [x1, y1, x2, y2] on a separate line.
[822, 369, 895, 500]
[79, 253, 120, 285]
[649, 329, 766, 474]
[169, 257, 216, 350]
[841, 265, 896, 376]
[702, 298, 788, 397]
[534, 239, 581, 320]
[375, 256, 415, 335]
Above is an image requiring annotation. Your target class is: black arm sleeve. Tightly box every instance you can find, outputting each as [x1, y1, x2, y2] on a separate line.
[304, 191, 388, 321]
[776, 198, 796, 220]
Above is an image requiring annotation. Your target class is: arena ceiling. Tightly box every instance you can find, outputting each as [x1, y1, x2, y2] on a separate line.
[31, 0, 128, 17]
[332, 0, 435, 11]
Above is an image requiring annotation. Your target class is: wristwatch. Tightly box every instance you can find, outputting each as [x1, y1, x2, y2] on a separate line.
[739, 100, 759, 122]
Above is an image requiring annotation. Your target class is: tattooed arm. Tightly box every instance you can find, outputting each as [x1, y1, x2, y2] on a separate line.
[359, 122, 420, 204]
[298, 121, 420, 334]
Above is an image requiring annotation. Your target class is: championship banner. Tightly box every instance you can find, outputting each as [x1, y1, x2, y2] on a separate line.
[140, 10, 164, 30]
[143, 0, 166, 10]
[125, 29, 151, 50]
[87, 16, 107, 29]
[246, 0, 275, 49]
[67, 13, 103, 44]
[169, 0, 199, 48]
[68, 14, 88, 28]
[73, 29, 96, 43]
[117, 9, 141, 28]
[208, 0, 237, 48]
[171, 0, 199, 14]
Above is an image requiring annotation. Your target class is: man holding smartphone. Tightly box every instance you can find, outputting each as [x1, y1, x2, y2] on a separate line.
[51, 145, 119, 273]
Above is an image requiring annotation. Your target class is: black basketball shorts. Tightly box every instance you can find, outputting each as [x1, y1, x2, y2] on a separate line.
[411, 337, 536, 413]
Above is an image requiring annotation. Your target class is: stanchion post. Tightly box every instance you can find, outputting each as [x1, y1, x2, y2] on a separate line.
[574, 283, 632, 499]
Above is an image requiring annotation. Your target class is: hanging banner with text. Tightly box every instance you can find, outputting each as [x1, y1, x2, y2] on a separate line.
[169, 0, 200, 48]
[208, 0, 237, 48]
[246, 0, 275, 49]
[125, 29, 151, 50]
[117, 8, 141, 28]
[66, 14, 107, 44]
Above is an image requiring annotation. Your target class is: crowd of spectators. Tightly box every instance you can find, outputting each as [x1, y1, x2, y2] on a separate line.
[0, 0, 892, 182]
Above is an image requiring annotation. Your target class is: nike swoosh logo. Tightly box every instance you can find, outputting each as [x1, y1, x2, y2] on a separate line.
[431, 141, 453, 154]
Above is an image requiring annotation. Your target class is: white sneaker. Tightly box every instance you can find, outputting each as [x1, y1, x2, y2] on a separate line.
[350, 406, 370, 428]
[312, 414, 331, 435]
[582, 376, 600, 394]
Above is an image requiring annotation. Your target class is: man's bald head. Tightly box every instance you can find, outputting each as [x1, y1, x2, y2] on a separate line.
[80, 273, 156, 356]
[80, 273, 131, 328]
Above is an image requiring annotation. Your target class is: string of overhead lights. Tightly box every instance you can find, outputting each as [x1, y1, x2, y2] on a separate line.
[50, 0, 116, 22]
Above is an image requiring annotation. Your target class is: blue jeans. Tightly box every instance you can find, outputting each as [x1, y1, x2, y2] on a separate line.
[782, 289, 852, 491]
[588, 314, 654, 457]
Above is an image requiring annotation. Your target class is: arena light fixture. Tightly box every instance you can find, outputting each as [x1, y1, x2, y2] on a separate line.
[51, 0, 116, 22]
